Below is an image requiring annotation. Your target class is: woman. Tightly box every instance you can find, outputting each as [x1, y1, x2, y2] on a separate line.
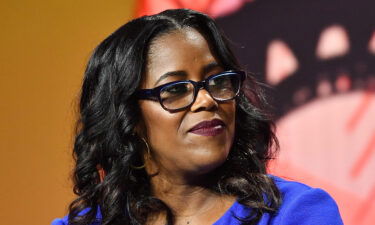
[53, 9, 343, 225]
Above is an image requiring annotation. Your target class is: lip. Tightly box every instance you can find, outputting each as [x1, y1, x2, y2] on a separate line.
[188, 119, 226, 136]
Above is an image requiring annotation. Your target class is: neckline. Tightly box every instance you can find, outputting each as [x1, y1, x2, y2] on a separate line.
[95, 200, 243, 224]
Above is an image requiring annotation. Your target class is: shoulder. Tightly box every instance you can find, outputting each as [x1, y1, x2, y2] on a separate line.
[272, 175, 340, 211]
[260, 175, 344, 225]
[51, 216, 68, 225]
[51, 208, 102, 225]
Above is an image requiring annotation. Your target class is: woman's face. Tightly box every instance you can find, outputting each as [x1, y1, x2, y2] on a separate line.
[138, 28, 236, 179]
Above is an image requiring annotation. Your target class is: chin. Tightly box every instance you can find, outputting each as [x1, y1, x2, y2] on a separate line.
[188, 151, 229, 175]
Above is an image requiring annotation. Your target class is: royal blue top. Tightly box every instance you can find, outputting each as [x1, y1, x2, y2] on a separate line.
[52, 176, 343, 225]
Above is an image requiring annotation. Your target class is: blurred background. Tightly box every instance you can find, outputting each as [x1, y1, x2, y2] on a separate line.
[0, 0, 374, 224]
[0, 0, 136, 224]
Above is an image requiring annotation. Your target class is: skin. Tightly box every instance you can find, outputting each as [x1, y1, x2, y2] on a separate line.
[138, 28, 236, 224]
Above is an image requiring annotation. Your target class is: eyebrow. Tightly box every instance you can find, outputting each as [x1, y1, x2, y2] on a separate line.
[153, 62, 221, 86]
[154, 71, 187, 86]
[202, 62, 221, 74]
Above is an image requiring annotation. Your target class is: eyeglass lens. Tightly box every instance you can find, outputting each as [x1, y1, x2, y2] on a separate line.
[160, 73, 241, 110]
[160, 82, 195, 110]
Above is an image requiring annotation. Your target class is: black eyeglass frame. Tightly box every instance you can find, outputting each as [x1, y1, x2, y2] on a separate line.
[137, 70, 246, 112]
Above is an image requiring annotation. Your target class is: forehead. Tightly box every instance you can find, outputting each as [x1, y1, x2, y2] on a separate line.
[143, 28, 219, 87]
[150, 27, 207, 49]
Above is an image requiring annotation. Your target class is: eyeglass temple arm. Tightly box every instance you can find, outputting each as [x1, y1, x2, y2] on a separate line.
[136, 89, 158, 100]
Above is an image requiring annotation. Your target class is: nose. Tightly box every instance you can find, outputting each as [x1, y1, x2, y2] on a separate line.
[190, 88, 218, 112]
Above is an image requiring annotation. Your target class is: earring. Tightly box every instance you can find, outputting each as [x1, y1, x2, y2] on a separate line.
[131, 137, 150, 170]
[141, 137, 151, 156]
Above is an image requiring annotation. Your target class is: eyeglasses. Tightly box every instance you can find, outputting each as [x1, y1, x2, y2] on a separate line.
[137, 70, 245, 112]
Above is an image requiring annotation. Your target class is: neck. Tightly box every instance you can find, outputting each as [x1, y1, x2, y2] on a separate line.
[144, 158, 235, 224]
[157, 180, 216, 214]
[147, 170, 235, 225]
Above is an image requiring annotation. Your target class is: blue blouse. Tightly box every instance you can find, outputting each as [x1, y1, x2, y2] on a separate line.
[52, 176, 343, 225]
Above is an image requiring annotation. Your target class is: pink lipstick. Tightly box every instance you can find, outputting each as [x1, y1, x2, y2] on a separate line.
[188, 119, 225, 136]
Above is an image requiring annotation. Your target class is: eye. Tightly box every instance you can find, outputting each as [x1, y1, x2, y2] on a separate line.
[163, 83, 189, 94]
[160, 82, 193, 101]
[210, 75, 233, 88]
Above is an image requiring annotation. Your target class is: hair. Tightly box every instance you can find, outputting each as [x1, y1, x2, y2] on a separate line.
[69, 8, 281, 225]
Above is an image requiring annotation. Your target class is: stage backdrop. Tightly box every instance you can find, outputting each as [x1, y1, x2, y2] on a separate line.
[0, 1, 136, 224]
[136, 0, 375, 224]
[2, 1, 373, 224]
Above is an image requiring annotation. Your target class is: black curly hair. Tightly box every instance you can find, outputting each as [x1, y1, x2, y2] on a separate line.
[68, 8, 281, 225]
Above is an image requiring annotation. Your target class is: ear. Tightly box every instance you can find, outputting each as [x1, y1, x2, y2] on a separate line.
[96, 164, 106, 182]
[134, 119, 147, 139]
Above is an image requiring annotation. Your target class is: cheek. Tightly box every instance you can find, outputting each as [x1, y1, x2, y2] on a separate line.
[138, 99, 237, 173]
[139, 101, 183, 149]
[219, 102, 236, 153]
[223, 102, 236, 133]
